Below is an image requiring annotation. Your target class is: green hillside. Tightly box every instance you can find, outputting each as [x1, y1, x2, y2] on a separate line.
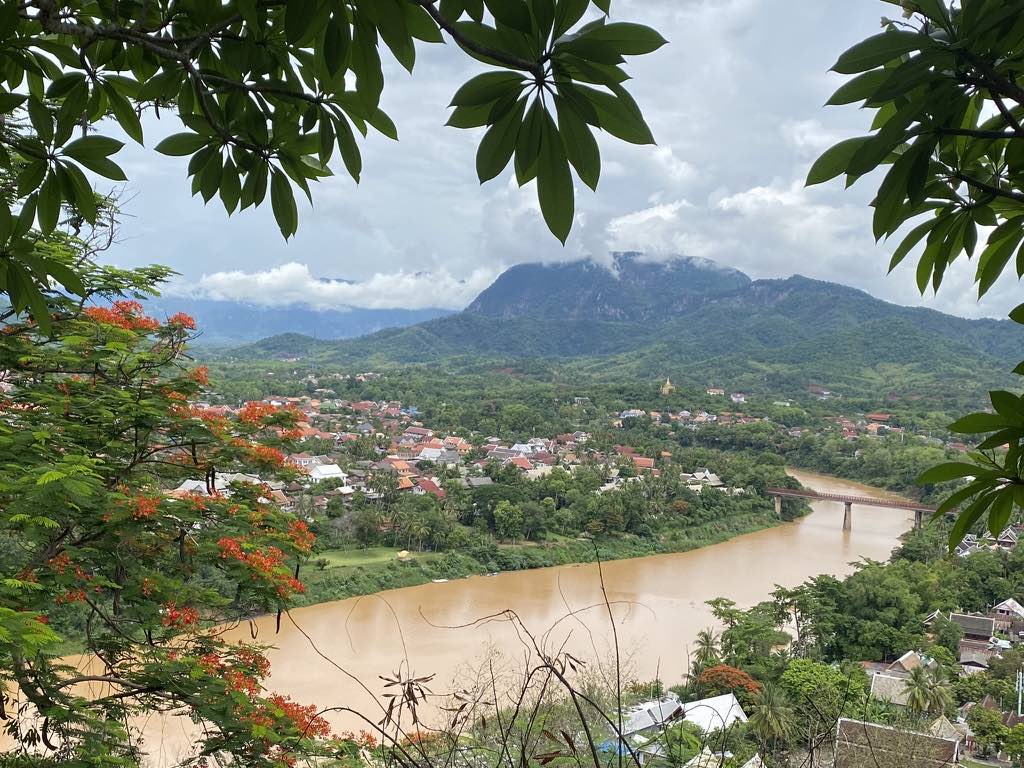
[223, 257, 1022, 403]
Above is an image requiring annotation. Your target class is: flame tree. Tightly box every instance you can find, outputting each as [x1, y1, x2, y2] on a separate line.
[0, 239, 338, 766]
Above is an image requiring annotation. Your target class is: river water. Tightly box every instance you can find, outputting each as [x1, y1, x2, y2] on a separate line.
[133, 469, 913, 762]
[58, 470, 916, 764]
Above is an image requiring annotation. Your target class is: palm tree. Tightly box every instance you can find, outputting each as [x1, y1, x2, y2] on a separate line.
[905, 666, 952, 716]
[747, 683, 796, 754]
[692, 628, 721, 669]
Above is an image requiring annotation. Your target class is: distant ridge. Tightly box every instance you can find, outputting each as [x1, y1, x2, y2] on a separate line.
[142, 297, 452, 345]
[222, 254, 1022, 400]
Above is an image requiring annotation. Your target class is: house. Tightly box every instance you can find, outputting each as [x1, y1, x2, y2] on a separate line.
[834, 718, 960, 768]
[928, 715, 967, 750]
[887, 650, 935, 675]
[287, 452, 324, 469]
[869, 673, 910, 706]
[991, 597, 1024, 635]
[505, 456, 534, 472]
[308, 464, 347, 484]
[950, 612, 995, 641]
[413, 478, 446, 499]
[632, 457, 656, 471]
[866, 412, 893, 423]
[730, 393, 746, 404]
[622, 694, 683, 737]
[681, 469, 724, 487]
[706, 388, 725, 396]
[680, 693, 747, 734]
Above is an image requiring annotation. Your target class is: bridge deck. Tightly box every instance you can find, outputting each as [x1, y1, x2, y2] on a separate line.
[765, 486, 935, 512]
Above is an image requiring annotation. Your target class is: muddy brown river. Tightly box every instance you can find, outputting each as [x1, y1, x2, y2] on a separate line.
[60, 470, 916, 764]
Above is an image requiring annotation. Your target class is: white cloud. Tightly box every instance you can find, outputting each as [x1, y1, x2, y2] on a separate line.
[780, 119, 853, 154]
[167, 262, 500, 311]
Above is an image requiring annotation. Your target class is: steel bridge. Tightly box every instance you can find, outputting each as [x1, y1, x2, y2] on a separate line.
[765, 486, 936, 532]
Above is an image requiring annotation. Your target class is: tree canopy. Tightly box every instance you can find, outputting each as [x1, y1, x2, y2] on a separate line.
[0, 0, 665, 324]
[811, 0, 1024, 546]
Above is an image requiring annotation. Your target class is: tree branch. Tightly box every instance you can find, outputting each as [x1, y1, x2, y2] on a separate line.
[414, 1, 544, 79]
[954, 171, 1024, 204]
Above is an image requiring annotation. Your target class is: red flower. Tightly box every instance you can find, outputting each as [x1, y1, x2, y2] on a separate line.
[189, 366, 209, 385]
[161, 602, 200, 629]
[250, 444, 285, 467]
[238, 401, 280, 425]
[131, 495, 161, 520]
[287, 520, 316, 553]
[167, 312, 197, 330]
[56, 588, 87, 605]
[84, 300, 161, 332]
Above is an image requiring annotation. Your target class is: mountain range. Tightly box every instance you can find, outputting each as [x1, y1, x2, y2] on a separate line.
[144, 297, 451, 345]
[220, 254, 1022, 402]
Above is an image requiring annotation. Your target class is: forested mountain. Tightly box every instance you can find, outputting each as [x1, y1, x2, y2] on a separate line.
[144, 297, 451, 345]
[466, 254, 750, 321]
[226, 255, 1022, 401]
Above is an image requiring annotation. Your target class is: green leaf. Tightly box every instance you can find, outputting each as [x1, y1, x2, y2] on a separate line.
[515, 100, 543, 184]
[990, 390, 1024, 419]
[916, 462, 982, 485]
[62, 135, 124, 161]
[476, 98, 527, 182]
[584, 83, 654, 145]
[154, 133, 209, 157]
[555, 95, 600, 191]
[831, 30, 932, 74]
[1009, 302, 1024, 325]
[36, 174, 61, 235]
[270, 170, 298, 239]
[324, 15, 351, 75]
[948, 412, 1008, 434]
[948, 490, 995, 550]
[536, 111, 574, 244]
[285, 0, 318, 44]
[977, 229, 1024, 297]
[554, 0, 589, 38]
[586, 23, 668, 55]
[450, 72, 527, 107]
[485, 0, 533, 34]
[887, 217, 937, 273]
[987, 489, 1014, 538]
[69, 154, 127, 182]
[805, 137, 870, 186]
[220, 159, 241, 214]
[105, 84, 143, 144]
[405, 3, 445, 43]
[825, 69, 889, 106]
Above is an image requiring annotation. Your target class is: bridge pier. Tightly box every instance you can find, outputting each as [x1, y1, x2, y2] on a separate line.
[915, 509, 923, 530]
[774, 495, 782, 519]
[843, 501, 853, 532]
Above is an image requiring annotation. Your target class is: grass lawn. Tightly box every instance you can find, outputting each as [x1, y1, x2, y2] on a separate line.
[317, 547, 443, 569]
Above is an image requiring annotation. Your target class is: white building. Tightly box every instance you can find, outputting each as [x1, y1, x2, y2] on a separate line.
[308, 464, 348, 483]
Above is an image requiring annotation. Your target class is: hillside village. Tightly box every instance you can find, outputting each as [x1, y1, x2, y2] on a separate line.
[163, 384, 1024, 767]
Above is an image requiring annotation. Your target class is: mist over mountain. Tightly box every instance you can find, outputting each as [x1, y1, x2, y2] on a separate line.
[143, 297, 452, 345]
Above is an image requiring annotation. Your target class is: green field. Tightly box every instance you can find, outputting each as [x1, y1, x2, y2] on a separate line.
[317, 547, 444, 569]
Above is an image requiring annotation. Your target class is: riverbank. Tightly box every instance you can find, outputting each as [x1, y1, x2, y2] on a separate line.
[297, 508, 787, 607]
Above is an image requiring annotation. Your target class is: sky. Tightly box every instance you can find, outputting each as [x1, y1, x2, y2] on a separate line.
[104, 0, 1021, 319]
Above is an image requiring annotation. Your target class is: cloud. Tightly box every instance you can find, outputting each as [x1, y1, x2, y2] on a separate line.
[780, 119, 853, 154]
[167, 262, 500, 311]
[100, 1, 1019, 322]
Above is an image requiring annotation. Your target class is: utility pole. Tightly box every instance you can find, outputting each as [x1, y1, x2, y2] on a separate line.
[1017, 668, 1022, 717]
